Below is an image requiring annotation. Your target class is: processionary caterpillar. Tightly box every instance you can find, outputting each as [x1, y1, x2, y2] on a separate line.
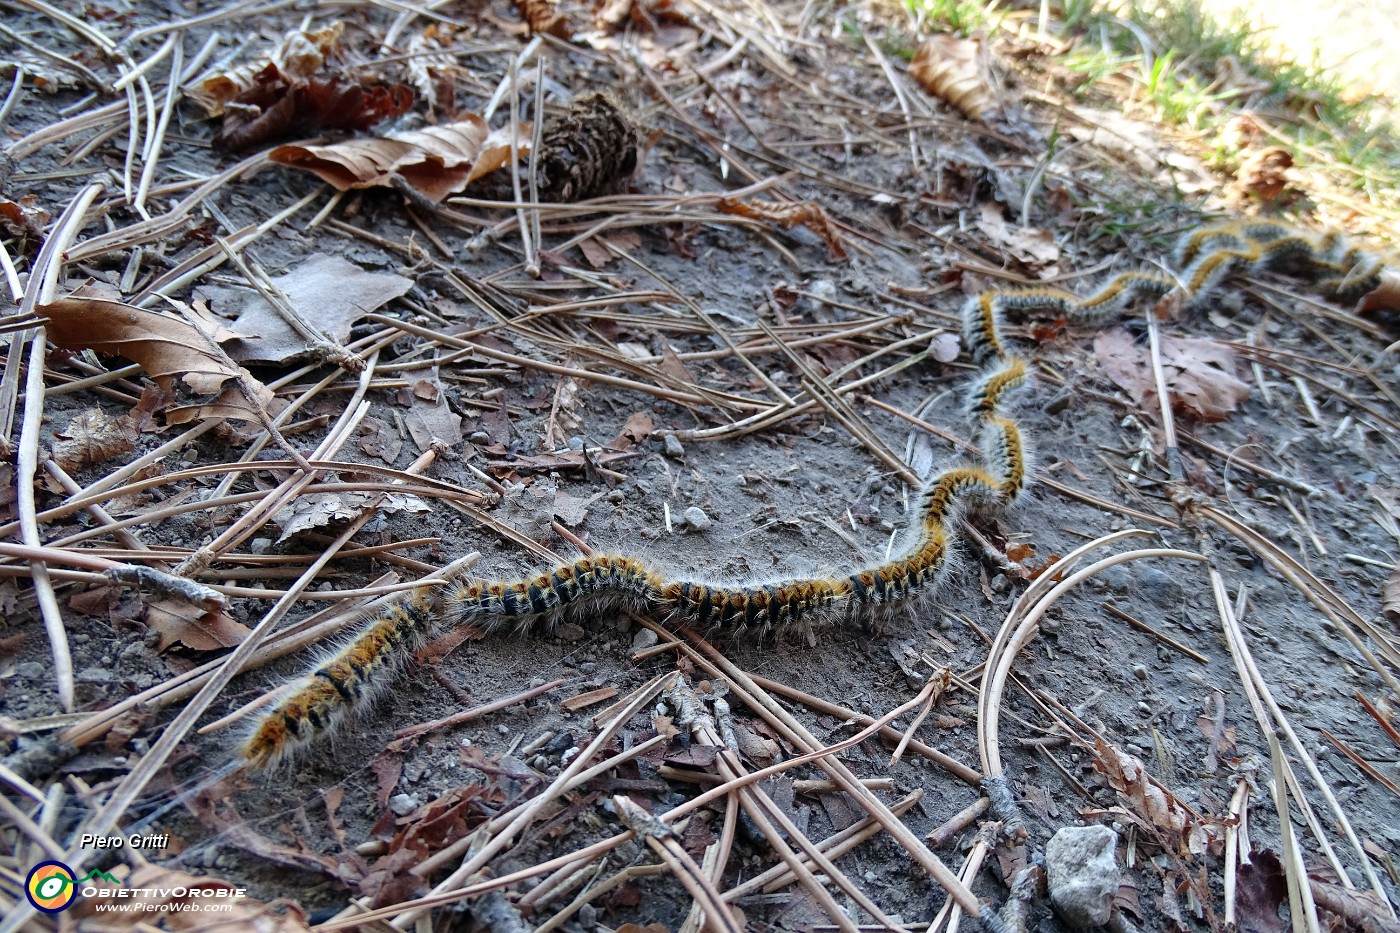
[240, 221, 1387, 770]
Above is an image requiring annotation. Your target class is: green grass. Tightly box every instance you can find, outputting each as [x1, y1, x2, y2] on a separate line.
[1049, 0, 1399, 198]
[881, 0, 1399, 206]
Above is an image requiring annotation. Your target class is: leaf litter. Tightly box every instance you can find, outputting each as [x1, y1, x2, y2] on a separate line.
[3, 0, 1399, 932]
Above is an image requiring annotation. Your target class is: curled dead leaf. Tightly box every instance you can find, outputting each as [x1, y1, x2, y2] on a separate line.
[145, 600, 251, 653]
[910, 34, 997, 122]
[270, 116, 526, 204]
[717, 198, 847, 259]
[215, 73, 414, 152]
[1232, 146, 1293, 203]
[517, 0, 572, 37]
[1357, 265, 1400, 315]
[190, 23, 345, 116]
[0, 194, 50, 240]
[39, 287, 274, 424]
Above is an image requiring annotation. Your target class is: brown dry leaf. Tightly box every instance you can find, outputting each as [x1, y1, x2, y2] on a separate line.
[1232, 146, 1293, 203]
[51, 408, 138, 471]
[145, 600, 251, 652]
[1383, 564, 1400, 625]
[40, 288, 274, 424]
[517, 0, 572, 37]
[617, 410, 655, 445]
[196, 253, 412, 365]
[1091, 737, 1190, 838]
[595, 0, 694, 32]
[909, 34, 997, 121]
[215, 73, 415, 152]
[187, 779, 354, 883]
[485, 447, 640, 476]
[975, 202, 1059, 267]
[717, 197, 847, 259]
[67, 863, 311, 933]
[190, 23, 345, 116]
[0, 194, 50, 240]
[270, 117, 527, 204]
[273, 490, 429, 541]
[1357, 265, 1400, 315]
[1094, 329, 1250, 422]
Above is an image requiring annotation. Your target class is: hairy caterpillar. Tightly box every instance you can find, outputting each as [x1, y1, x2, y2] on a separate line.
[239, 221, 1385, 771]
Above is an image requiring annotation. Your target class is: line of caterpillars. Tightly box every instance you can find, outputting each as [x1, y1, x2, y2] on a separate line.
[240, 220, 1385, 770]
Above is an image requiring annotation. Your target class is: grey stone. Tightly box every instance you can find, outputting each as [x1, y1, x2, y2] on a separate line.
[663, 434, 685, 458]
[388, 793, 420, 816]
[15, 662, 44, 680]
[632, 628, 659, 652]
[683, 506, 712, 531]
[1046, 825, 1120, 928]
[1139, 566, 1182, 605]
[76, 667, 113, 684]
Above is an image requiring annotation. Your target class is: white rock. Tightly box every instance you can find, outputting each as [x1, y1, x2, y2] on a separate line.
[683, 506, 712, 531]
[1046, 825, 1120, 928]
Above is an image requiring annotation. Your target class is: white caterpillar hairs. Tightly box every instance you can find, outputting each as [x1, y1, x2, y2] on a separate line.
[239, 220, 1383, 771]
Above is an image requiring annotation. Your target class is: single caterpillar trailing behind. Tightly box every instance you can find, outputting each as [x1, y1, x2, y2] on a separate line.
[240, 221, 1387, 771]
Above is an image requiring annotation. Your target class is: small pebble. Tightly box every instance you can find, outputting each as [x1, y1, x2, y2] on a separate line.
[556, 622, 587, 642]
[15, 662, 44, 680]
[663, 434, 685, 458]
[76, 667, 112, 684]
[632, 628, 659, 652]
[683, 506, 712, 531]
[1139, 566, 1182, 605]
[990, 573, 1011, 595]
[1137, 701, 1152, 715]
[579, 661, 597, 674]
[567, 436, 584, 450]
[388, 793, 420, 816]
[1132, 664, 1148, 681]
[608, 489, 625, 503]
[469, 431, 489, 443]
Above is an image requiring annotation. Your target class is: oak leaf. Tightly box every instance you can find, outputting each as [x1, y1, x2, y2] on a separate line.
[40, 287, 273, 424]
[269, 117, 527, 204]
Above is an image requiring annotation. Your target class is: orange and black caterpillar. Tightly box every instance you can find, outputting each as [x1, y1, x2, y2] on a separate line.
[239, 221, 1386, 770]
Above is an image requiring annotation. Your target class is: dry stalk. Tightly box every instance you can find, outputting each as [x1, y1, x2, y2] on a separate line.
[613, 794, 745, 933]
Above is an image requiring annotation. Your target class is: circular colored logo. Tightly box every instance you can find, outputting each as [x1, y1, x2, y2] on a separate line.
[26, 861, 77, 913]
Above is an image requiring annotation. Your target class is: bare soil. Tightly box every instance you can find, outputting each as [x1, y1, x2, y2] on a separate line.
[2, 2, 1398, 933]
